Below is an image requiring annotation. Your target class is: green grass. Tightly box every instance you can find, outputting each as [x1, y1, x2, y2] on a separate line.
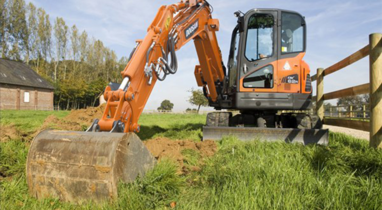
[1, 111, 381, 209]
[177, 133, 382, 209]
[0, 110, 70, 132]
[138, 113, 206, 141]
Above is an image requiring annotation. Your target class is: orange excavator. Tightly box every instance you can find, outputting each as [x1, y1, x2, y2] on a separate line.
[26, 0, 328, 202]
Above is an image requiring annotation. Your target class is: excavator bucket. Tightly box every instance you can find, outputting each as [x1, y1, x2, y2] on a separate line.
[203, 126, 329, 145]
[26, 130, 156, 203]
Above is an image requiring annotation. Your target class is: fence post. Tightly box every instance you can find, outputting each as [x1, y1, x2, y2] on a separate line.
[316, 68, 324, 120]
[369, 33, 382, 148]
[363, 104, 366, 119]
[338, 107, 341, 118]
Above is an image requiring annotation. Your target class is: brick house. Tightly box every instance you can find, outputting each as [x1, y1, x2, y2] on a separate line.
[0, 59, 54, 110]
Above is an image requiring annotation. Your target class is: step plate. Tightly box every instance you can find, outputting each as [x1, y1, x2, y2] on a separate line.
[203, 126, 329, 145]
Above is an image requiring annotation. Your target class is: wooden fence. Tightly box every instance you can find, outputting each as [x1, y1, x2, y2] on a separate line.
[311, 33, 381, 148]
[325, 104, 370, 120]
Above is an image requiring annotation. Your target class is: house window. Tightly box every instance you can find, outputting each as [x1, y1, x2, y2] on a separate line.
[24, 92, 30, 103]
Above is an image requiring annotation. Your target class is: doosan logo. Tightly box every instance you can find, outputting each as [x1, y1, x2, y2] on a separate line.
[185, 20, 199, 39]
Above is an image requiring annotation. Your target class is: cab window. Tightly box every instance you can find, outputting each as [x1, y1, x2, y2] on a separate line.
[228, 27, 240, 88]
[243, 65, 274, 88]
[281, 12, 305, 53]
[245, 14, 274, 61]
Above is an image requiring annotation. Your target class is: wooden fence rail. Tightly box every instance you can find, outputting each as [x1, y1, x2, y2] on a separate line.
[311, 33, 381, 148]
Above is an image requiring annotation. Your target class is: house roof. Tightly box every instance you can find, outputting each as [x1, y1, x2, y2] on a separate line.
[0, 59, 54, 90]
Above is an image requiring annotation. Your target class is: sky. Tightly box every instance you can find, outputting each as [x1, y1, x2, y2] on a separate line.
[26, 0, 382, 111]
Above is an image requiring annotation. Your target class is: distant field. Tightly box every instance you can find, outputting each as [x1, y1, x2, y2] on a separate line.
[0, 110, 381, 209]
[0, 110, 70, 132]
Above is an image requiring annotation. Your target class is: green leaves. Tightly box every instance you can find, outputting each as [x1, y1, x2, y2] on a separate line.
[158, 99, 174, 112]
[188, 88, 208, 113]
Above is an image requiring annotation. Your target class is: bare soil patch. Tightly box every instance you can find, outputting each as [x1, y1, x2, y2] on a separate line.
[0, 124, 20, 142]
[25, 105, 218, 173]
[64, 104, 105, 125]
[144, 137, 217, 173]
[36, 104, 106, 135]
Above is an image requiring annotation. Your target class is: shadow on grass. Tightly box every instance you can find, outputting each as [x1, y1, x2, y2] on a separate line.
[138, 125, 167, 140]
[138, 123, 204, 141]
[307, 134, 382, 177]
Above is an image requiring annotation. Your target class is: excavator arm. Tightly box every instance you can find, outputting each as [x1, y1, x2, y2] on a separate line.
[97, 0, 224, 133]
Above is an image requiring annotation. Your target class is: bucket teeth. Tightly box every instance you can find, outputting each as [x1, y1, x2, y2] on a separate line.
[26, 130, 156, 202]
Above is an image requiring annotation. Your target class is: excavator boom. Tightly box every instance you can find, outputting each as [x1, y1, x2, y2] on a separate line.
[97, 0, 224, 133]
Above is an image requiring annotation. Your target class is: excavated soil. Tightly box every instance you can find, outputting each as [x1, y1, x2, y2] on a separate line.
[64, 104, 105, 125]
[144, 137, 217, 173]
[36, 104, 106, 134]
[35, 104, 218, 172]
[0, 124, 20, 142]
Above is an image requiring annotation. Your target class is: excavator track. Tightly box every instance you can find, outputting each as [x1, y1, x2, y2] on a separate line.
[26, 130, 156, 202]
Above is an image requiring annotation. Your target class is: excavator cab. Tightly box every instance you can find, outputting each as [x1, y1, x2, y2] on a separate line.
[225, 9, 311, 111]
[204, 9, 327, 142]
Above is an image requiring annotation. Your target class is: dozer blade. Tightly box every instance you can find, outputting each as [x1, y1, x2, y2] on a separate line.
[203, 126, 329, 145]
[26, 130, 156, 202]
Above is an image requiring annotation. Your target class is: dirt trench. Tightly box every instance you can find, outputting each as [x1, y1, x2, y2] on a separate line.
[34, 105, 217, 172]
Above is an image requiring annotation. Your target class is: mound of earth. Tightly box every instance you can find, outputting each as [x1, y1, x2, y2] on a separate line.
[0, 124, 20, 142]
[144, 138, 217, 173]
[64, 104, 105, 125]
[36, 105, 218, 172]
[38, 115, 83, 131]
[37, 104, 106, 134]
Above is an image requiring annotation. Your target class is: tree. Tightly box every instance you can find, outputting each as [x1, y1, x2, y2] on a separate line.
[26, 2, 37, 64]
[186, 108, 197, 113]
[53, 17, 68, 81]
[360, 94, 370, 104]
[36, 8, 51, 74]
[79, 30, 88, 62]
[70, 24, 79, 73]
[0, 0, 9, 58]
[337, 95, 364, 111]
[157, 99, 174, 112]
[0, 1, 130, 110]
[7, 0, 28, 61]
[188, 88, 208, 113]
[324, 102, 333, 112]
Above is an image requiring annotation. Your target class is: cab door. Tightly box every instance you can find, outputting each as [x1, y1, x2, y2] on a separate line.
[277, 11, 306, 93]
[237, 10, 278, 93]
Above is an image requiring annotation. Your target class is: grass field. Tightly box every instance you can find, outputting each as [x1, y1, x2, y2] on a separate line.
[1, 110, 381, 209]
[0, 110, 70, 132]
